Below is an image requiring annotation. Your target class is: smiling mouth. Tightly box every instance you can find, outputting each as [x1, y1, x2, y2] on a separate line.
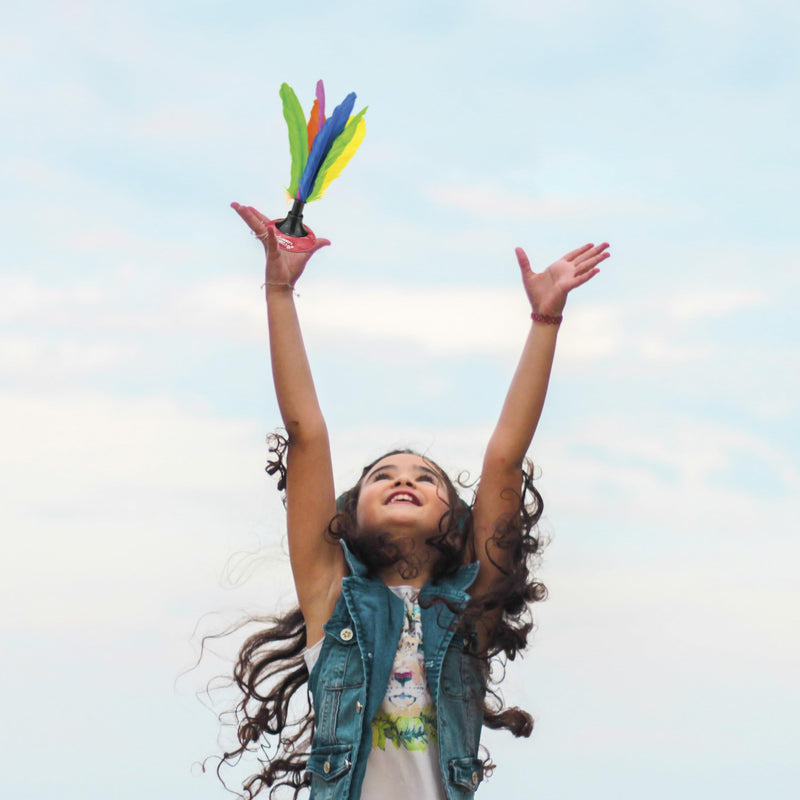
[386, 492, 420, 505]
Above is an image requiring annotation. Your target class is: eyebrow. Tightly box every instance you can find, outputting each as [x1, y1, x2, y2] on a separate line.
[366, 463, 442, 481]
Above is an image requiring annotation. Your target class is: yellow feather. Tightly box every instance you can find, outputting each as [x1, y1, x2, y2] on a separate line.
[311, 117, 366, 200]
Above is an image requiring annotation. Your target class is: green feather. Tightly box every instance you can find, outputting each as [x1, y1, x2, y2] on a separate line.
[279, 83, 308, 198]
[306, 105, 368, 202]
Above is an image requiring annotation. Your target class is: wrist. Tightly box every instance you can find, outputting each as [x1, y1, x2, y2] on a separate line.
[531, 311, 562, 325]
[264, 281, 297, 298]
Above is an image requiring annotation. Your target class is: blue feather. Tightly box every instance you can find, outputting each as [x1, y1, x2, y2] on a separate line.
[298, 92, 356, 201]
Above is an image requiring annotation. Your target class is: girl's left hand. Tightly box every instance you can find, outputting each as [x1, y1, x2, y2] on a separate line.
[516, 242, 609, 316]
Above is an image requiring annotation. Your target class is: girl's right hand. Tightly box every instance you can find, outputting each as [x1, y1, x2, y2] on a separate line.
[231, 202, 331, 291]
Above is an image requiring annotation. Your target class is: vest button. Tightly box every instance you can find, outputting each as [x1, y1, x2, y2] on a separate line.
[340, 627, 353, 641]
[356, 701, 363, 713]
[323, 760, 331, 774]
[472, 771, 479, 785]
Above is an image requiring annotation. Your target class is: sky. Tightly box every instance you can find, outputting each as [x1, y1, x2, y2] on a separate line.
[1, 1, 799, 798]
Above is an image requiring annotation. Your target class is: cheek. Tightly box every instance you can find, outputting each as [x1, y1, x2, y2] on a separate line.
[433, 487, 451, 513]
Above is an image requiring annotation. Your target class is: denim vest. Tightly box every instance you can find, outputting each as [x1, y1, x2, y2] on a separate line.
[306, 543, 486, 800]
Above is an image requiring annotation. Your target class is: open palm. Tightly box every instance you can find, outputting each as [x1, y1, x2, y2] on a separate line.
[516, 242, 609, 316]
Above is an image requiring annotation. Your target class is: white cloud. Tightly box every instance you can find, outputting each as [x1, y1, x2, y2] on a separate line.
[0, 335, 138, 374]
[535, 412, 800, 538]
[668, 288, 768, 320]
[427, 182, 665, 222]
[63, 227, 141, 252]
[2, 259, 787, 393]
[0, 389, 295, 635]
[0, 270, 623, 362]
[175, 276, 265, 341]
[636, 337, 714, 362]
[0, 275, 105, 322]
[0, 335, 38, 369]
[302, 283, 625, 360]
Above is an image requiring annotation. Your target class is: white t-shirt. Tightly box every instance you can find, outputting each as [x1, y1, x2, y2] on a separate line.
[305, 586, 446, 800]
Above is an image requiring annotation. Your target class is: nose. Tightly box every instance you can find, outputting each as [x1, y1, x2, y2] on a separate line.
[393, 476, 414, 487]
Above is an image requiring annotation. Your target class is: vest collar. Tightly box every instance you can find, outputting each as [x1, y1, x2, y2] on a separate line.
[340, 540, 479, 593]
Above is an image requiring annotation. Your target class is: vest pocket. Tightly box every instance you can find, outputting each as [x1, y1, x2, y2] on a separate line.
[307, 743, 353, 781]
[448, 757, 484, 792]
[319, 616, 361, 690]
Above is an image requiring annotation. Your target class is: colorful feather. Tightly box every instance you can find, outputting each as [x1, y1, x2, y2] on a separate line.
[297, 91, 357, 201]
[279, 83, 308, 198]
[279, 81, 366, 207]
[315, 79, 325, 129]
[306, 107, 367, 202]
[306, 98, 321, 153]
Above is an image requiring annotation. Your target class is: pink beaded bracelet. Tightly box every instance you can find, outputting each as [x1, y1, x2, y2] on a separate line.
[531, 312, 563, 325]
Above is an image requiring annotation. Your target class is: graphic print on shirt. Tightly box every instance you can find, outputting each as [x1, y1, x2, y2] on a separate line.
[372, 591, 438, 752]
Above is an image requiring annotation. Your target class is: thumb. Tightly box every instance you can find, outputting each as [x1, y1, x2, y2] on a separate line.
[515, 247, 533, 276]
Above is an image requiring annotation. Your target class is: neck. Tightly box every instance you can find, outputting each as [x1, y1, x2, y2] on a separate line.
[378, 565, 430, 589]
[377, 548, 435, 588]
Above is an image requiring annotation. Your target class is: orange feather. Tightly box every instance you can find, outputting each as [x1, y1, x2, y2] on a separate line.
[307, 99, 320, 153]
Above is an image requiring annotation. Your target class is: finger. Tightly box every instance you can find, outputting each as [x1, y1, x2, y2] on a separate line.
[243, 206, 273, 234]
[573, 250, 610, 275]
[231, 201, 255, 225]
[515, 247, 533, 275]
[563, 243, 594, 262]
[310, 238, 332, 254]
[231, 201, 261, 221]
[264, 225, 280, 261]
[250, 206, 274, 227]
[575, 241, 609, 261]
[569, 267, 601, 289]
[231, 202, 267, 235]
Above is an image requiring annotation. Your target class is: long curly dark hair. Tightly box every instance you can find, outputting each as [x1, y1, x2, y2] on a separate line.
[215, 434, 546, 799]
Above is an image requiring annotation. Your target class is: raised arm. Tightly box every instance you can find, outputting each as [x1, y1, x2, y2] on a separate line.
[232, 203, 346, 645]
[470, 242, 610, 599]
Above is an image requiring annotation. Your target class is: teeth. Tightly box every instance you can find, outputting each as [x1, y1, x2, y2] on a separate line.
[389, 493, 415, 504]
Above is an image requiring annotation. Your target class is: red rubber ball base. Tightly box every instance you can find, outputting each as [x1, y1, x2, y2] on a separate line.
[274, 222, 317, 253]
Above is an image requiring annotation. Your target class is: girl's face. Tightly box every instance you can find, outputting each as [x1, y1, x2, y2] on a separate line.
[355, 453, 451, 538]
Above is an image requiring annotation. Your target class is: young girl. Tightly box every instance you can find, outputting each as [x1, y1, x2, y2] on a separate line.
[224, 202, 609, 800]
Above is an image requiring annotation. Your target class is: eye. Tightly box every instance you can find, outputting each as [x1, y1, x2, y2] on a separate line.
[417, 474, 436, 483]
[372, 471, 391, 481]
